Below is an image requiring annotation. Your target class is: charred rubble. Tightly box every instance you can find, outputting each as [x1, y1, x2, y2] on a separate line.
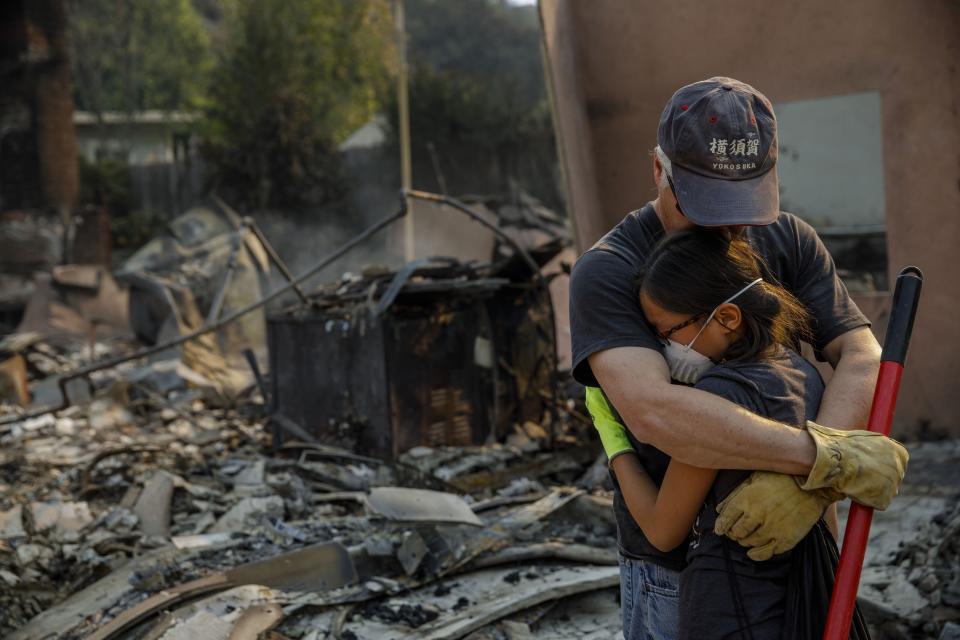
[0, 193, 629, 639]
[0, 194, 957, 639]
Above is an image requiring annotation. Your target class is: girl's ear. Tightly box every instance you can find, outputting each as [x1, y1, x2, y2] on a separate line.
[715, 303, 742, 332]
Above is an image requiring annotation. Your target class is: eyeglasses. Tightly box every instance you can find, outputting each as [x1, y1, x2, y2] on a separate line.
[658, 312, 706, 341]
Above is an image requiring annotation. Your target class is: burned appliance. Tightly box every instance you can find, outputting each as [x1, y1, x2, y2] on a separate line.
[268, 245, 561, 459]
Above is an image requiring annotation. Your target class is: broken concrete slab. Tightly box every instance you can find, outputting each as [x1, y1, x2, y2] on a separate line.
[0, 505, 25, 538]
[860, 575, 928, 620]
[210, 496, 284, 533]
[134, 471, 175, 537]
[29, 501, 93, 535]
[16, 543, 54, 568]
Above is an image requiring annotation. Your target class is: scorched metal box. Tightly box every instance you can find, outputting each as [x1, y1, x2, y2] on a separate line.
[268, 296, 505, 458]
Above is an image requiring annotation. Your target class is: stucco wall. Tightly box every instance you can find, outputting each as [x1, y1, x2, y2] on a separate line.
[541, 0, 960, 436]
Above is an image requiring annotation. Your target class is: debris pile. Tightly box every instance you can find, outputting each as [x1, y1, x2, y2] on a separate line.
[2, 192, 956, 638]
[0, 383, 271, 632]
[851, 440, 960, 640]
[0, 337, 614, 638]
[266, 196, 569, 458]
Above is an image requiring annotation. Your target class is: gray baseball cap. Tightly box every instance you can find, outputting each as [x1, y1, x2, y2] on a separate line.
[657, 77, 779, 226]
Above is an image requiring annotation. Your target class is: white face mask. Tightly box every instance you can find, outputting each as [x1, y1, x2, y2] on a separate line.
[662, 278, 763, 384]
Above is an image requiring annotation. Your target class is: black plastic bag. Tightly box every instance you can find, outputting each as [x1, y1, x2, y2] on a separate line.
[782, 519, 870, 640]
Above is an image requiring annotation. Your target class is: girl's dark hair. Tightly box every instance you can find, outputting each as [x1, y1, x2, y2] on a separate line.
[638, 229, 811, 363]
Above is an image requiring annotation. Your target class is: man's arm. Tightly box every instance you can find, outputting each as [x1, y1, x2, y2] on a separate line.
[815, 325, 883, 540]
[589, 346, 816, 473]
[816, 326, 881, 429]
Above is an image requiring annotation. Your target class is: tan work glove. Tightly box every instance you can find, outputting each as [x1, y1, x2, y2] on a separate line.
[716, 421, 909, 561]
[714, 471, 842, 561]
[799, 421, 909, 510]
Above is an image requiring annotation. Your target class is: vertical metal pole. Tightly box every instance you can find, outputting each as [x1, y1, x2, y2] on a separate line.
[394, 0, 414, 261]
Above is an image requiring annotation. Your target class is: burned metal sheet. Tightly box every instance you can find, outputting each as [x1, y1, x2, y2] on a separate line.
[85, 541, 356, 640]
[366, 487, 482, 527]
[227, 541, 357, 593]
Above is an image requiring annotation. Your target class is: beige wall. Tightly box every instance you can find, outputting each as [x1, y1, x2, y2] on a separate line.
[541, 0, 960, 436]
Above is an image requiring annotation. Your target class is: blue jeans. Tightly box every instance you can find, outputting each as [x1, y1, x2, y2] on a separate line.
[619, 555, 680, 640]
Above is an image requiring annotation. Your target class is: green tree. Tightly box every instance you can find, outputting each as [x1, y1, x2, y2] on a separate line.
[69, 0, 212, 115]
[387, 0, 561, 208]
[201, 0, 392, 210]
[406, 0, 544, 108]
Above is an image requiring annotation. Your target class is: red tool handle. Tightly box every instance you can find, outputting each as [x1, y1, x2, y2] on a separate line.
[823, 266, 923, 640]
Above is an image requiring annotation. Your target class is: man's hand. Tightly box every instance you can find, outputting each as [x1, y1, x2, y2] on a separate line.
[585, 387, 634, 462]
[716, 425, 908, 560]
[715, 472, 841, 561]
[800, 421, 909, 509]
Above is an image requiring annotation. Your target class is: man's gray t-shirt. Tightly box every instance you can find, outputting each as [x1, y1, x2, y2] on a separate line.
[569, 202, 869, 567]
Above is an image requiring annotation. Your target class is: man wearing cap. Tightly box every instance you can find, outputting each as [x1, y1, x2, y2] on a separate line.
[570, 77, 907, 639]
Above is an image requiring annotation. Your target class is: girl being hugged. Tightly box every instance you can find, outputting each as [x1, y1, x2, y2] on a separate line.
[609, 229, 868, 639]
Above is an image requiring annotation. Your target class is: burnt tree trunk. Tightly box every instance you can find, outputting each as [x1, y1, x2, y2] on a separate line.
[30, 0, 78, 244]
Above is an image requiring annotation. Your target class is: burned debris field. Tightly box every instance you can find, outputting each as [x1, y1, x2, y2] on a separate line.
[1, 196, 958, 639]
[0, 195, 634, 639]
[2, 1, 959, 638]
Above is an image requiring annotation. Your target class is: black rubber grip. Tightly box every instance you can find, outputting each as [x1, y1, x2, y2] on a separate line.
[881, 266, 923, 365]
